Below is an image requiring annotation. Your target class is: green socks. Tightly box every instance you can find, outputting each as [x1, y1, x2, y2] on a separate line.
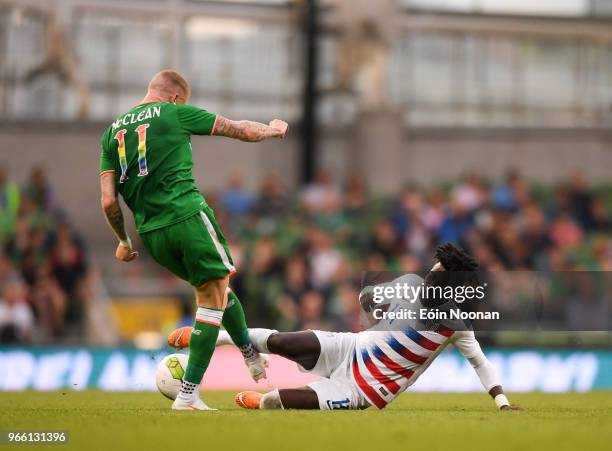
[184, 307, 224, 384]
[222, 292, 251, 348]
[183, 293, 254, 386]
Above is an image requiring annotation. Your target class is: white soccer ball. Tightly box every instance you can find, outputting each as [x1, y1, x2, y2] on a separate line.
[156, 353, 188, 400]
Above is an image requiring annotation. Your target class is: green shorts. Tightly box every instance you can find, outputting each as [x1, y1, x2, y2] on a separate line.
[140, 206, 235, 287]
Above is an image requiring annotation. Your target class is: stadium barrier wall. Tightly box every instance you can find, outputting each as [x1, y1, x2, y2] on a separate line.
[1, 347, 610, 392]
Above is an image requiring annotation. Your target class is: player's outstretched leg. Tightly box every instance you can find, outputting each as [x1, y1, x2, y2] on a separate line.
[216, 328, 322, 370]
[235, 388, 319, 410]
[265, 330, 321, 370]
[169, 327, 320, 378]
[172, 279, 228, 411]
[221, 290, 268, 381]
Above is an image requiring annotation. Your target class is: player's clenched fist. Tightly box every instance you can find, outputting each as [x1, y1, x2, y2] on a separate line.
[115, 242, 139, 262]
[269, 119, 289, 138]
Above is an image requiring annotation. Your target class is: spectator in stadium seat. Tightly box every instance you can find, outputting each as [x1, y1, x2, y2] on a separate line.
[518, 202, 551, 265]
[343, 174, 369, 218]
[421, 188, 445, 234]
[438, 200, 475, 246]
[255, 174, 288, 218]
[404, 217, 431, 260]
[592, 237, 612, 270]
[312, 189, 348, 237]
[332, 281, 362, 332]
[588, 198, 612, 233]
[452, 171, 487, 212]
[22, 166, 58, 215]
[0, 278, 34, 343]
[297, 290, 332, 331]
[242, 236, 284, 324]
[281, 255, 311, 306]
[368, 218, 401, 267]
[276, 254, 314, 330]
[0, 166, 20, 241]
[549, 212, 584, 250]
[0, 252, 17, 284]
[48, 222, 89, 330]
[307, 227, 344, 291]
[398, 253, 423, 272]
[465, 236, 504, 271]
[546, 245, 571, 271]
[30, 266, 67, 339]
[568, 172, 595, 230]
[491, 169, 521, 212]
[220, 171, 254, 218]
[391, 185, 420, 243]
[301, 168, 342, 214]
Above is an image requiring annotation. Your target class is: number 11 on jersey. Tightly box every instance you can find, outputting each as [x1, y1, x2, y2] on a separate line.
[114, 129, 129, 183]
[135, 123, 150, 177]
[113, 123, 150, 184]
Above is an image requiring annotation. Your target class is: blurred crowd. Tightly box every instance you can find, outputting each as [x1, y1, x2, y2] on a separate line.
[0, 166, 90, 344]
[2, 165, 611, 343]
[208, 168, 612, 332]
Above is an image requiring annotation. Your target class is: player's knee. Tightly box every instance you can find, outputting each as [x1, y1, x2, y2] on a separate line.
[266, 332, 287, 354]
[195, 278, 229, 309]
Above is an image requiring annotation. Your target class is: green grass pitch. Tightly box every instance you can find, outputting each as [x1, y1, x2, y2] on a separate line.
[1, 391, 610, 451]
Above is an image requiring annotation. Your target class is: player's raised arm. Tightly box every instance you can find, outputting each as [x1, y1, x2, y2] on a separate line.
[212, 115, 289, 142]
[100, 172, 138, 263]
[452, 331, 520, 411]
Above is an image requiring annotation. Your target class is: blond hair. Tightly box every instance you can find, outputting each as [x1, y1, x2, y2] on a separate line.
[148, 70, 191, 100]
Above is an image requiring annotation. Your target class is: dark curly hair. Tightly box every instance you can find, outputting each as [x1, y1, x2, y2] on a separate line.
[434, 243, 479, 272]
[422, 243, 480, 313]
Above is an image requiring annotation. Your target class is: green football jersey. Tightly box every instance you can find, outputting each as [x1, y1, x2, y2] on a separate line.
[99, 102, 217, 234]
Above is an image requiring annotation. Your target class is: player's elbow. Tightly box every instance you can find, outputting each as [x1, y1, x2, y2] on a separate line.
[101, 194, 117, 213]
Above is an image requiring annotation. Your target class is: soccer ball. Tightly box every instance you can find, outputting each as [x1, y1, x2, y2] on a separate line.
[156, 353, 188, 400]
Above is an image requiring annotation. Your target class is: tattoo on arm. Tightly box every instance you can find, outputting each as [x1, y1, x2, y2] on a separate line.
[104, 202, 128, 241]
[100, 173, 128, 241]
[213, 116, 282, 142]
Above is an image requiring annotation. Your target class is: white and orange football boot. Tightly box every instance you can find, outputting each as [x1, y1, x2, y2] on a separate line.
[235, 391, 263, 410]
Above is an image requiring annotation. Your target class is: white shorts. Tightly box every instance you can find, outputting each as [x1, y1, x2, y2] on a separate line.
[300, 330, 370, 410]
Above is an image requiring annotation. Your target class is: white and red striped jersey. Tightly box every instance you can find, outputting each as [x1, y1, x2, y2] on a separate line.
[352, 275, 498, 409]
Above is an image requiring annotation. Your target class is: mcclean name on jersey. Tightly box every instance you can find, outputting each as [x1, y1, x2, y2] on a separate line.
[372, 308, 500, 321]
[112, 106, 161, 130]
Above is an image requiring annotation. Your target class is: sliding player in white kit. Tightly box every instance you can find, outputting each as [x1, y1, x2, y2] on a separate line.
[169, 244, 519, 411]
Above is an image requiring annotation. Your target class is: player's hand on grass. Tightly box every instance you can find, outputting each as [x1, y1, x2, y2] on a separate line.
[500, 405, 522, 411]
[115, 241, 139, 262]
[269, 119, 289, 138]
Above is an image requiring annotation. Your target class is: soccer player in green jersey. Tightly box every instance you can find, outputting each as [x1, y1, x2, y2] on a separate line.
[99, 71, 288, 411]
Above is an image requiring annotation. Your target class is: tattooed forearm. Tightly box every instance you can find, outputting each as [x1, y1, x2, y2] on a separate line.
[100, 172, 128, 241]
[213, 116, 285, 142]
[103, 201, 128, 241]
